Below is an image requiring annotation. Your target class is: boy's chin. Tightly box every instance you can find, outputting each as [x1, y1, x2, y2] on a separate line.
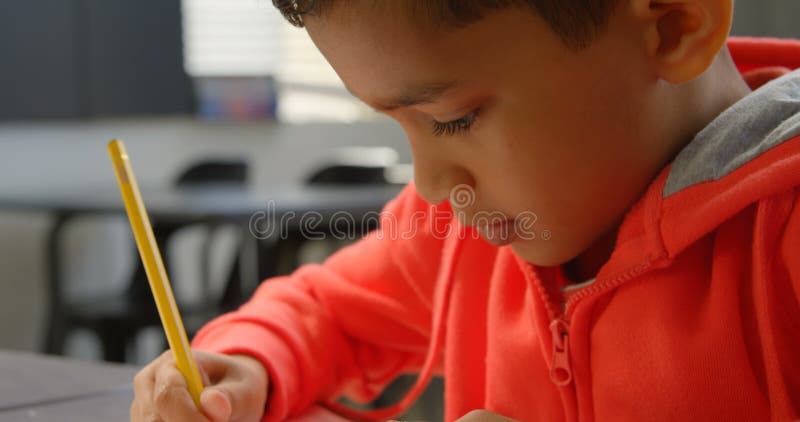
[510, 240, 575, 268]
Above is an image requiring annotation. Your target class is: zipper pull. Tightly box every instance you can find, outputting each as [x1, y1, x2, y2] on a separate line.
[549, 318, 572, 386]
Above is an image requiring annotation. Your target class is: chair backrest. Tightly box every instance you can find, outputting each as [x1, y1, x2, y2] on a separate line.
[306, 146, 408, 186]
[175, 159, 248, 187]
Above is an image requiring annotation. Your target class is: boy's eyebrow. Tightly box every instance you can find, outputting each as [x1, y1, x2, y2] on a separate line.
[348, 80, 459, 112]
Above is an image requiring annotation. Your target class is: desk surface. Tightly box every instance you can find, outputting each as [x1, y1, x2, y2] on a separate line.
[0, 350, 137, 420]
[0, 350, 351, 421]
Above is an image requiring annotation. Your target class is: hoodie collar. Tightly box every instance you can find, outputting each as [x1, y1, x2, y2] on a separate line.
[598, 37, 800, 279]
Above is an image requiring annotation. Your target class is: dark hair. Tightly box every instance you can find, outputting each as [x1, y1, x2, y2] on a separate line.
[272, 0, 618, 49]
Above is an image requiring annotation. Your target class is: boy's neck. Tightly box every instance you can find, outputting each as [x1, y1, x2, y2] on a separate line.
[564, 224, 619, 283]
[667, 48, 753, 157]
[566, 48, 753, 282]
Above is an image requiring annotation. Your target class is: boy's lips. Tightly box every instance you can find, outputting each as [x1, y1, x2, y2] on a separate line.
[476, 218, 518, 246]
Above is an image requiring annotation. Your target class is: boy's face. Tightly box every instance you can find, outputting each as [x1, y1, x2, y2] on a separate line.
[305, 3, 674, 266]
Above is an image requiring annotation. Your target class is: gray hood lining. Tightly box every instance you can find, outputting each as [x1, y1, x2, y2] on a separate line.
[664, 69, 800, 197]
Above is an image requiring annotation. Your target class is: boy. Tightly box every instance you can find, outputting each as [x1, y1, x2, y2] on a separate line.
[131, 0, 800, 420]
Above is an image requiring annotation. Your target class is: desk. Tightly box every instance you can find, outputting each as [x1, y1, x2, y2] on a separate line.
[0, 350, 350, 421]
[0, 350, 137, 421]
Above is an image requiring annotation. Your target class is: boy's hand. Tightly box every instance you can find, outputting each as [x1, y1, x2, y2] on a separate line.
[454, 410, 519, 422]
[131, 349, 269, 422]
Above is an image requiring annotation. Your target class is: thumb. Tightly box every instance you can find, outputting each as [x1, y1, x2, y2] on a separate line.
[200, 387, 233, 422]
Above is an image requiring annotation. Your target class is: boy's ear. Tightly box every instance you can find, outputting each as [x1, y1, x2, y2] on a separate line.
[630, 0, 733, 83]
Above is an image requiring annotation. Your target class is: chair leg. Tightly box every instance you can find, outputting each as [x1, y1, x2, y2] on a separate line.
[98, 321, 129, 363]
[43, 213, 72, 355]
[219, 243, 246, 312]
[44, 315, 68, 355]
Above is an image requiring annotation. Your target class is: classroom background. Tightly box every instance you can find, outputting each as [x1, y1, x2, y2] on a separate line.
[0, 0, 798, 419]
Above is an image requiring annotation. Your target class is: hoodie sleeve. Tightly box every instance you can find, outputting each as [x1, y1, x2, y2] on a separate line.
[191, 183, 450, 421]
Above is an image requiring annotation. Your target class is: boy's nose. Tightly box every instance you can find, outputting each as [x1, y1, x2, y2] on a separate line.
[413, 159, 474, 206]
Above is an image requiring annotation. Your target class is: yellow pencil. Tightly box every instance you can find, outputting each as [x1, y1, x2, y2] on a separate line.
[108, 139, 204, 409]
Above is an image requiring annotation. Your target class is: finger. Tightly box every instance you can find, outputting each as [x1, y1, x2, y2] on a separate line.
[132, 365, 157, 422]
[153, 361, 212, 422]
[132, 349, 175, 397]
[200, 387, 233, 422]
[192, 350, 237, 384]
[130, 401, 163, 422]
[129, 401, 139, 421]
[204, 355, 268, 421]
[131, 351, 178, 422]
[164, 350, 267, 421]
[133, 365, 156, 398]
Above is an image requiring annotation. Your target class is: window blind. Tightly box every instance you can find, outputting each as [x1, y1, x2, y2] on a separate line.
[181, 0, 343, 86]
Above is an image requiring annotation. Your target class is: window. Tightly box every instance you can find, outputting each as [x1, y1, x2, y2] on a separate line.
[181, 0, 375, 122]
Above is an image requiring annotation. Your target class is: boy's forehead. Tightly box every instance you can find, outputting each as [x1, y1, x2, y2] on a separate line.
[305, 3, 433, 54]
[306, 8, 544, 106]
[306, 13, 469, 104]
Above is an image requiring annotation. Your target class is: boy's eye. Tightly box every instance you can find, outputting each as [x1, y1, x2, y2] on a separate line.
[431, 110, 480, 137]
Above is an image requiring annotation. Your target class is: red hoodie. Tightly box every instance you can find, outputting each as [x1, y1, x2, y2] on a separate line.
[192, 37, 800, 422]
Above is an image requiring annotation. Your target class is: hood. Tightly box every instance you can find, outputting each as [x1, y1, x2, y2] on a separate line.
[599, 37, 800, 280]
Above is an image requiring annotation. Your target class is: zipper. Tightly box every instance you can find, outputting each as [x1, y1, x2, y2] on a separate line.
[522, 263, 574, 387]
[523, 257, 661, 387]
[549, 317, 572, 386]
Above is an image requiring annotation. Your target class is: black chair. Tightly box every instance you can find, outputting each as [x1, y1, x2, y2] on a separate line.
[43, 159, 250, 362]
[42, 152, 403, 363]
